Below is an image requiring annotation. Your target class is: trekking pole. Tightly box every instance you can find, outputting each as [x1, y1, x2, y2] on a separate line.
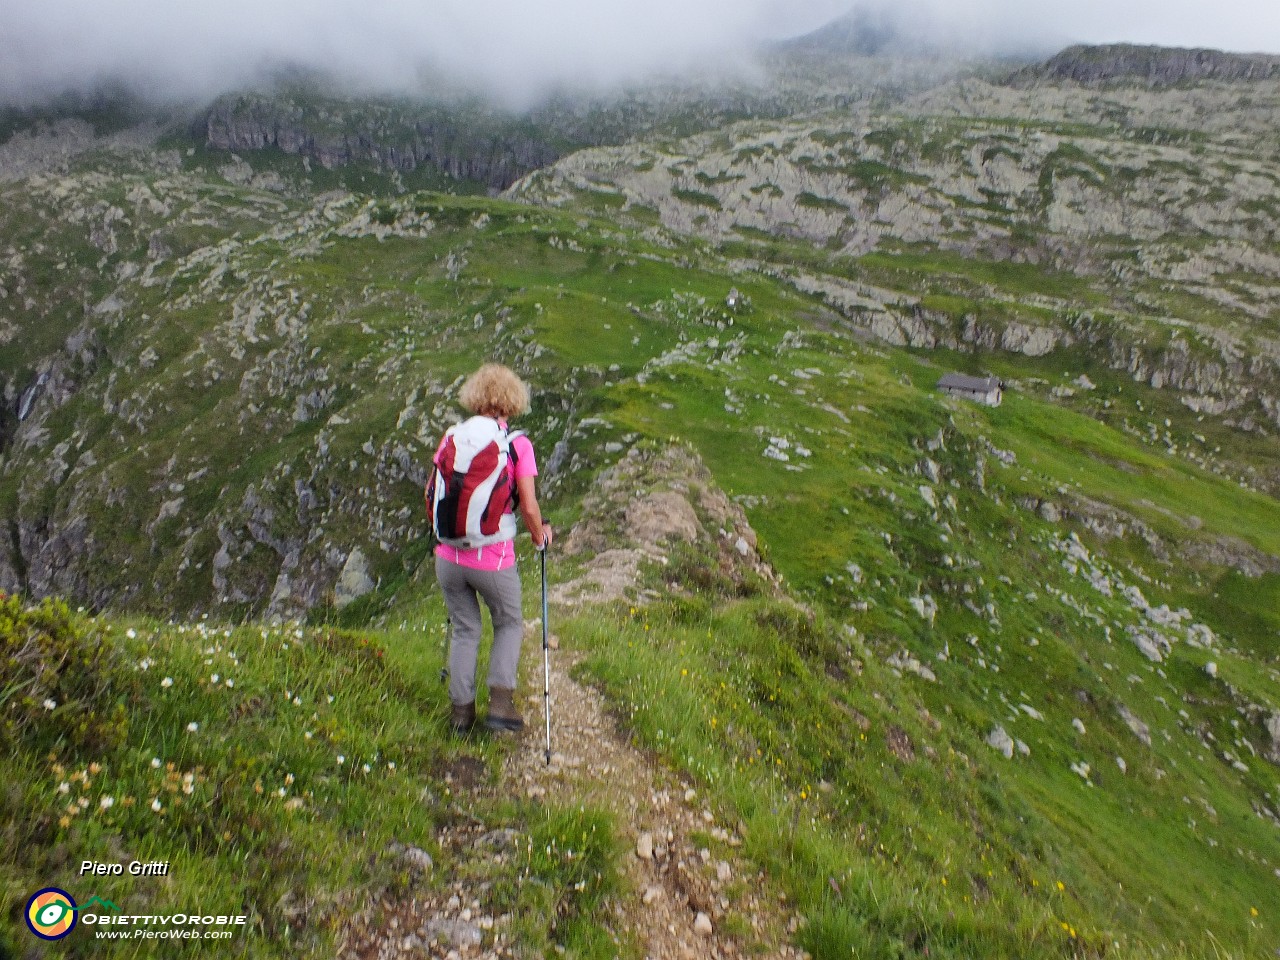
[540, 545, 552, 766]
[440, 617, 451, 684]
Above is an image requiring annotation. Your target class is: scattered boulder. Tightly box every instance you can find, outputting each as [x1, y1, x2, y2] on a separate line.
[387, 843, 434, 875]
[636, 832, 655, 861]
[1117, 704, 1152, 746]
[886, 650, 936, 682]
[334, 547, 376, 609]
[1266, 713, 1280, 765]
[1127, 625, 1170, 663]
[987, 725, 1015, 759]
[909, 594, 938, 624]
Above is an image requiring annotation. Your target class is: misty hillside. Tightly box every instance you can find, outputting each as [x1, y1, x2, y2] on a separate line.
[3, 40, 1279, 960]
[512, 74, 1280, 464]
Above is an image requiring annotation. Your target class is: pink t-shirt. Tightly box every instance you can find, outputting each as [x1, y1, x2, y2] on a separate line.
[434, 426, 537, 572]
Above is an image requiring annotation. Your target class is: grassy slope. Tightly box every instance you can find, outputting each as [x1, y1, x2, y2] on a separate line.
[555, 314, 1278, 958]
[1, 586, 620, 958]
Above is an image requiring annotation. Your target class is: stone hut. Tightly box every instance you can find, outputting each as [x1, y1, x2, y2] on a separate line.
[937, 373, 1003, 406]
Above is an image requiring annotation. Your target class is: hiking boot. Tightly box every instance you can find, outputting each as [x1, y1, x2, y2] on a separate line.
[484, 686, 525, 732]
[450, 700, 476, 734]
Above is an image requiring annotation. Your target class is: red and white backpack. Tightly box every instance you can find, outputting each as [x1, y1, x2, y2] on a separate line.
[426, 416, 524, 548]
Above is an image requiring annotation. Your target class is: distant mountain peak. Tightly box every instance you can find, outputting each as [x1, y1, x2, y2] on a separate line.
[1010, 43, 1280, 87]
[778, 7, 909, 57]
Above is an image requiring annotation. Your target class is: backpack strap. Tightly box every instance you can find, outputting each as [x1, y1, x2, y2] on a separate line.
[506, 428, 526, 510]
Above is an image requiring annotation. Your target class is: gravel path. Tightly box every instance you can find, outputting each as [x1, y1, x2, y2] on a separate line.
[341, 622, 806, 960]
[506, 630, 805, 960]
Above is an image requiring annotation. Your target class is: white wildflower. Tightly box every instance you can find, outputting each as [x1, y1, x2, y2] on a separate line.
[57, 782, 70, 794]
[126, 628, 137, 640]
[186, 721, 198, 732]
[161, 677, 173, 688]
[336, 755, 345, 765]
[42, 698, 57, 711]
[100, 796, 115, 810]
[151, 798, 162, 812]
[225, 678, 234, 688]
[211, 674, 219, 684]
[362, 763, 371, 774]
[150, 757, 161, 769]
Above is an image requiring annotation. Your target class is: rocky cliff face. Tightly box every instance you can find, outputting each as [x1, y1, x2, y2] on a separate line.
[1010, 44, 1280, 87]
[204, 95, 562, 191]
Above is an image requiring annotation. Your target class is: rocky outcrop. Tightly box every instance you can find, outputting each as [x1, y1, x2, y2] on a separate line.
[555, 443, 779, 606]
[1010, 44, 1280, 87]
[334, 548, 376, 609]
[204, 96, 562, 191]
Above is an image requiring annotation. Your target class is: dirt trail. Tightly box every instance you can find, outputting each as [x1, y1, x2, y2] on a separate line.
[341, 622, 806, 960]
[504, 632, 805, 960]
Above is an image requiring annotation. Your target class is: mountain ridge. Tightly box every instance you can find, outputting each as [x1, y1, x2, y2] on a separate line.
[1010, 42, 1280, 87]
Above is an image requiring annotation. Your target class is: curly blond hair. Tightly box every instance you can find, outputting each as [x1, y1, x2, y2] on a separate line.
[458, 363, 530, 419]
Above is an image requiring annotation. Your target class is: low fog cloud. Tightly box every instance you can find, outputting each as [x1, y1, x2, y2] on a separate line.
[1, 0, 1278, 108]
[857, 0, 1280, 57]
[0, 0, 845, 106]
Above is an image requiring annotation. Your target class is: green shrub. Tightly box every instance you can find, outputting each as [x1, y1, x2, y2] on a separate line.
[0, 595, 128, 754]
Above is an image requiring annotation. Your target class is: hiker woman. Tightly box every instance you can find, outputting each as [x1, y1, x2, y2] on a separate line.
[429, 363, 552, 733]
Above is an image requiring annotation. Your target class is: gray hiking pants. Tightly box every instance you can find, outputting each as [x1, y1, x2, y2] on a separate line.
[436, 555, 523, 706]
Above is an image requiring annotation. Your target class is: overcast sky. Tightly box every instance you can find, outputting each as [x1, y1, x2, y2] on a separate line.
[2, 0, 1279, 107]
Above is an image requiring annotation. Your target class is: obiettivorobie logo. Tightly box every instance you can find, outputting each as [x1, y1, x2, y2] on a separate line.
[25, 887, 77, 941]
[25, 886, 247, 943]
[25, 889, 123, 941]
[25, 888, 119, 941]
